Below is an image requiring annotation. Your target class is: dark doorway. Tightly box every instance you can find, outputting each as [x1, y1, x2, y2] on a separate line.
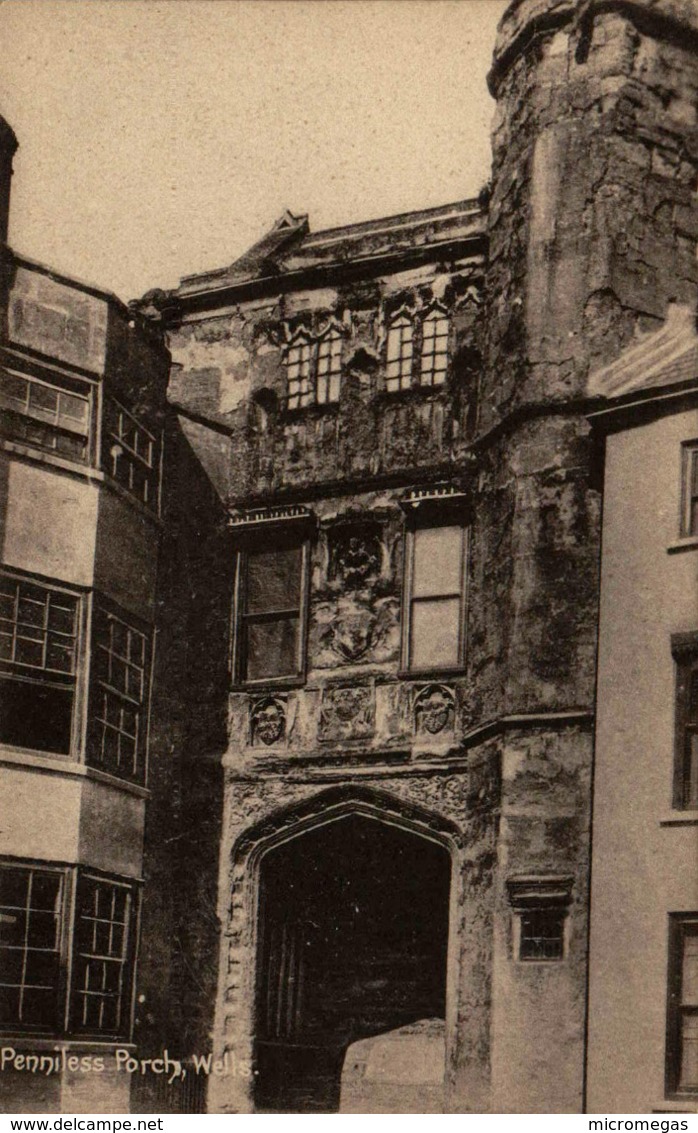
[254, 813, 451, 1112]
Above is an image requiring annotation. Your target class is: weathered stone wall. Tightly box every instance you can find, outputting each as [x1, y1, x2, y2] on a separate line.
[493, 724, 593, 1113]
[471, 0, 698, 1108]
[131, 412, 230, 1113]
[167, 261, 483, 504]
[161, 237, 598, 1113]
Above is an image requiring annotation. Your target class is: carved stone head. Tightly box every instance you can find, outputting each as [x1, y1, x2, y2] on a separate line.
[251, 697, 285, 746]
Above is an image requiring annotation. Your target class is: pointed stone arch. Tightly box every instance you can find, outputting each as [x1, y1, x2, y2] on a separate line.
[234, 782, 462, 866]
[210, 784, 465, 1113]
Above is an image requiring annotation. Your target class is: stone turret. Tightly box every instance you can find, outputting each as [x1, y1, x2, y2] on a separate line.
[484, 0, 698, 429]
[464, 0, 698, 1113]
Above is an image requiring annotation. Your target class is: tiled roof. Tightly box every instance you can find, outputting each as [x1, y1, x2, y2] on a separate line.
[587, 303, 698, 401]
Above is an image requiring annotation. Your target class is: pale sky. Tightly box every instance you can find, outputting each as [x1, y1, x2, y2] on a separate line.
[0, 0, 507, 302]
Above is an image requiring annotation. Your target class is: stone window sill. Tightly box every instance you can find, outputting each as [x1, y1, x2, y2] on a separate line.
[0, 437, 103, 482]
[0, 437, 162, 527]
[375, 382, 447, 404]
[0, 744, 150, 798]
[231, 676, 306, 693]
[283, 400, 339, 419]
[397, 666, 465, 681]
[667, 536, 698, 554]
[654, 1096, 698, 1112]
[659, 813, 698, 826]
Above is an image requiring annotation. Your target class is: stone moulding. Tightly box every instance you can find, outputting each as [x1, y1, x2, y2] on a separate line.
[399, 481, 472, 517]
[506, 875, 575, 908]
[233, 783, 464, 871]
[228, 503, 315, 529]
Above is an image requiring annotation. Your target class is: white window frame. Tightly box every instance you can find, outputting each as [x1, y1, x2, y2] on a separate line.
[0, 859, 139, 1042]
[0, 569, 86, 761]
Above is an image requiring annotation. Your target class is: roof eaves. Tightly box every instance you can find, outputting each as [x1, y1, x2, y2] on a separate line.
[587, 303, 698, 400]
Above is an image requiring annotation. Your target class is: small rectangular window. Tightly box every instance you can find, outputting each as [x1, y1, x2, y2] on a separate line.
[507, 877, 572, 964]
[0, 864, 64, 1033]
[667, 915, 698, 1095]
[0, 367, 91, 462]
[681, 443, 698, 538]
[673, 636, 698, 809]
[235, 538, 309, 685]
[403, 524, 467, 672]
[89, 606, 150, 784]
[103, 397, 159, 511]
[0, 573, 80, 755]
[286, 338, 314, 410]
[519, 909, 566, 961]
[386, 316, 414, 392]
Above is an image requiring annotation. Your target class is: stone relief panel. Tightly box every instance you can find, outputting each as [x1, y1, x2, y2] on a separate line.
[414, 684, 456, 739]
[329, 525, 382, 588]
[318, 683, 375, 743]
[314, 593, 400, 666]
[311, 516, 401, 670]
[374, 681, 411, 749]
[250, 696, 286, 747]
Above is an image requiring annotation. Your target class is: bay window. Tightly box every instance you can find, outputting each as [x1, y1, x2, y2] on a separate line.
[0, 862, 138, 1041]
[0, 366, 91, 463]
[103, 397, 159, 512]
[0, 572, 80, 756]
[88, 604, 151, 785]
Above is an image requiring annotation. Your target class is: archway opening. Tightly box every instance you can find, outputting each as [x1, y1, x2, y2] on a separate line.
[253, 812, 451, 1112]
